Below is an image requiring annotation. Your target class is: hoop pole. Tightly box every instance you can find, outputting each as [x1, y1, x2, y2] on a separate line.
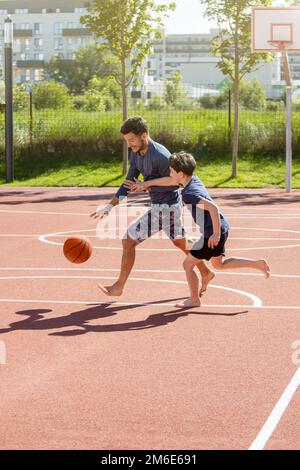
[281, 49, 292, 192]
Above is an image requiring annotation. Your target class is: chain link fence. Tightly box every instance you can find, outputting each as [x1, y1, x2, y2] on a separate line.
[1, 83, 300, 160]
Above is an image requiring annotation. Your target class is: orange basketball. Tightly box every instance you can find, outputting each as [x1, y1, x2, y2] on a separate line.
[63, 235, 92, 264]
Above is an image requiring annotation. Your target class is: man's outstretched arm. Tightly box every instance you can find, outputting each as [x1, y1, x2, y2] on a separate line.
[90, 157, 140, 220]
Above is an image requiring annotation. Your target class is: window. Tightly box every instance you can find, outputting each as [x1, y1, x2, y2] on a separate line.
[15, 23, 30, 30]
[26, 69, 31, 81]
[34, 23, 43, 35]
[15, 9, 29, 14]
[34, 53, 44, 60]
[34, 69, 44, 81]
[0, 9, 7, 15]
[67, 38, 79, 48]
[24, 39, 31, 51]
[54, 23, 63, 34]
[34, 38, 43, 50]
[20, 54, 31, 61]
[67, 52, 76, 60]
[54, 38, 64, 50]
[67, 22, 84, 29]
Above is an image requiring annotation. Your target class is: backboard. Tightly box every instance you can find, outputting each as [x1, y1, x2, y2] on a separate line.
[252, 8, 300, 52]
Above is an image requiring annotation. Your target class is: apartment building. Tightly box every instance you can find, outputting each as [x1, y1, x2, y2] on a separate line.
[0, 0, 92, 82]
[149, 30, 291, 88]
[0, 2, 299, 90]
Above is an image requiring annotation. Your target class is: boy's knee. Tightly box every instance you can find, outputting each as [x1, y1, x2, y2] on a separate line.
[183, 258, 192, 271]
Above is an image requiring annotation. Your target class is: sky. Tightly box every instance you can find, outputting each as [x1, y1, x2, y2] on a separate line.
[158, 0, 290, 35]
[158, 0, 218, 35]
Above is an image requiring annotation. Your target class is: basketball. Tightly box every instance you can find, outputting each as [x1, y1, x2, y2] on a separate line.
[63, 235, 92, 264]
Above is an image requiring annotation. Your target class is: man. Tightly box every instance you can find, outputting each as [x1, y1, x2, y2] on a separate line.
[90, 116, 214, 297]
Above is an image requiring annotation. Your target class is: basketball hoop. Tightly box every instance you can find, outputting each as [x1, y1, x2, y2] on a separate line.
[267, 40, 293, 52]
[251, 7, 298, 193]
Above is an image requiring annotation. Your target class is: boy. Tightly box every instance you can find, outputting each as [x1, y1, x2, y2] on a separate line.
[125, 151, 271, 308]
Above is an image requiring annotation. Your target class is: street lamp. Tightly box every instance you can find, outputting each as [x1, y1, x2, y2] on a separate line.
[4, 16, 14, 183]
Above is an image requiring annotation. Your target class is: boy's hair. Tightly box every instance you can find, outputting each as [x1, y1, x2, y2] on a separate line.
[120, 116, 149, 135]
[169, 152, 197, 176]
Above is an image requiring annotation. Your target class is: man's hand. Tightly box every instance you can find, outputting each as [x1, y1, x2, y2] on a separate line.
[124, 178, 147, 193]
[208, 233, 220, 249]
[90, 203, 114, 220]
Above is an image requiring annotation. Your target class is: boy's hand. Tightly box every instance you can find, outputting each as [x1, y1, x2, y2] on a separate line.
[124, 178, 147, 193]
[208, 233, 220, 249]
[90, 203, 114, 220]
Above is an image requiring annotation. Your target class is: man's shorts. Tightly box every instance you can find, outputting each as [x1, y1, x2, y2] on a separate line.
[190, 231, 229, 260]
[127, 203, 186, 244]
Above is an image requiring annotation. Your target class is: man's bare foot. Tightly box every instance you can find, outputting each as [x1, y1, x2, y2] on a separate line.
[98, 283, 123, 297]
[257, 259, 271, 279]
[175, 298, 201, 308]
[200, 271, 215, 296]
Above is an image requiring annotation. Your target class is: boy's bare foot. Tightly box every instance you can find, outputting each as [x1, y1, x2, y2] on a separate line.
[200, 271, 215, 296]
[98, 283, 123, 297]
[175, 298, 201, 308]
[257, 259, 271, 279]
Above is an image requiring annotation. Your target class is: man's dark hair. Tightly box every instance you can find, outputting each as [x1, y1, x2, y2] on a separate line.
[169, 152, 197, 176]
[120, 116, 149, 135]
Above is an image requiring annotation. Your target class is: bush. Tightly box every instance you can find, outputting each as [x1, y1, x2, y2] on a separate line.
[266, 100, 285, 112]
[239, 79, 267, 111]
[73, 92, 106, 112]
[147, 95, 167, 110]
[13, 84, 29, 112]
[33, 81, 73, 110]
[199, 94, 218, 109]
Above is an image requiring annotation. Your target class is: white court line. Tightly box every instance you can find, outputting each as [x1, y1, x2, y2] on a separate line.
[0, 298, 299, 310]
[2, 234, 300, 242]
[0, 276, 262, 307]
[0, 267, 299, 279]
[249, 367, 300, 450]
[1, 208, 300, 219]
[38, 228, 300, 252]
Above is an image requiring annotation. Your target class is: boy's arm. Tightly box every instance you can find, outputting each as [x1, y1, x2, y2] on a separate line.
[124, 176, 178, 192]
[91, 156, 140, 220]
[198, 199, 221, 248]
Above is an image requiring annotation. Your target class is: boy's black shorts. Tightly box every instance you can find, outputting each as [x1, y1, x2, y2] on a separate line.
[190, 231, 229, 261]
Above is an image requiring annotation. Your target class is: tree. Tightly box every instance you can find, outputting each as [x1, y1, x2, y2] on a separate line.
[200, 0, 272, 177]
[240, 79, 266, 110]
[33, 81, 72, 110]
[81, 0, 176, 174]
[164, 71, 190, 109]
[46, 41, 119, 95]
[86, 76, 121, 110]
[74, 76, 122, 111]
[13, 84, 29, 112]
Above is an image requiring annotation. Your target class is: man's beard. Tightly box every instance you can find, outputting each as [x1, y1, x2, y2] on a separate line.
[137, 139, 148, 154]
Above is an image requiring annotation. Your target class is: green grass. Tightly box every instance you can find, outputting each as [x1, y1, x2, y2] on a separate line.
[0, 107, 299, 188]
[1, 153, 299, 188]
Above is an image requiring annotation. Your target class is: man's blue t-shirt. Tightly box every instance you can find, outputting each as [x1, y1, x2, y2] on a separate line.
[182, 175, 230, 237]
[116, 139, 180, 205]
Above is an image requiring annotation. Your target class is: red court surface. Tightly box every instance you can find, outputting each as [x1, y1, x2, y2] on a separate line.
[0, 186, 300, 450]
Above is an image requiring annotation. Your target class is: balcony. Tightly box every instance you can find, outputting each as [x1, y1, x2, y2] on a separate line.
[62, 28, 91, 37]
[16, 59, 45, 68]
[14, 29, 33, 38]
